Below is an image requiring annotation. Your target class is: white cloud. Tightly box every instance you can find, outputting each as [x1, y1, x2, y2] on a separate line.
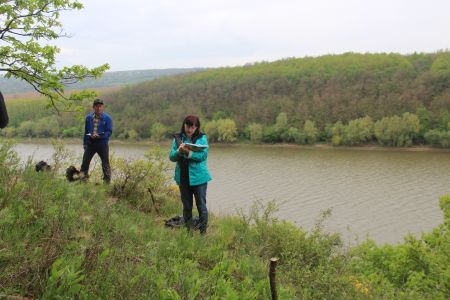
[54, 0, 450, 71]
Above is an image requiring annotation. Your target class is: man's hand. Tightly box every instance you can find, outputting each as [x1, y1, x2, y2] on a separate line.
[91, 133, 99, 139]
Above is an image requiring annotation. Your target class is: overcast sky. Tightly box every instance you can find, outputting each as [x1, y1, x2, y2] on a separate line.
[57, 0, 450, 71]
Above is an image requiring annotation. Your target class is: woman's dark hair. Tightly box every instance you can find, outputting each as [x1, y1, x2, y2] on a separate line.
[181, 115, 202, 141]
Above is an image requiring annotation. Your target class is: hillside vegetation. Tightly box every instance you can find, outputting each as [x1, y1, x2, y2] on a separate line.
[2, 52, 450, 146]
[0, 141, 449, 299]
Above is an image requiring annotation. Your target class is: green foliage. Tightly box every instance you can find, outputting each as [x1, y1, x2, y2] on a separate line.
[35, 116, 60, 137]
[274, 112, 288, 133]
[430, 52, 450, 75]
[322, 122, 334, 143]
[262, 125, 280, 143]
[236, 201, 352, 299]
[416, 107, 431, 137]
[274, 112, 293, 142]
[246, 123, 263, 143]
[343, 116, 374, 145]
[111, 147, 171, 213]
[16, 120, 35, 137]
[0, 142, 449, 298]
[204, 119, 237, 143]
[43, 256, 87, 298]
[331, 121, 346, 146]
[424, 129, 450, 147]
[330, 116, 375, 146]
[101, 51, 449, 142]
[4, 97, 50, 127]
[217, 119, 238, 143]
[203, 120, 219, 142]
[303, 120, 318, 144]
[3, 51, 450, 148]
[61, 125, 83, 138]
[374, 113, 420, 146]
[0, 0, 109, 110]
[127, 129, 139, 140]
[437, 111, 450, 131]
[285, 126, 306, 144]
[0, 142, 107, 296]
[349, 195, 450, 299]
[0, 141, 20, 210]
[49, 139, 77, 176]
[150, 122, 168, 142]
[212, 110, 229, 120]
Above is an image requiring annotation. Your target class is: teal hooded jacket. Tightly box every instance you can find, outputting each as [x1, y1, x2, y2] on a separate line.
[169, 133, 212, 186]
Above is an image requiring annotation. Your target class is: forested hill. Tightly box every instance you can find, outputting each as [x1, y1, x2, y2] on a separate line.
[106, 52, 450, 137]
[0, 68, 202, 95]
[3, 52, 450, 147]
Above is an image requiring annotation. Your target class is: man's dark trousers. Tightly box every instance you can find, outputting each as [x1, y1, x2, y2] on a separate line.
[80, 142, 111, 183]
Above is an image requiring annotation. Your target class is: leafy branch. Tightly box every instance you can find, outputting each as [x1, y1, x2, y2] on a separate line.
[0, 0, 109, 111]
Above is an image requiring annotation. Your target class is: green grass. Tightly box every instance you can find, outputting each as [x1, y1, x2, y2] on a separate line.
[0, 141, 449, 299]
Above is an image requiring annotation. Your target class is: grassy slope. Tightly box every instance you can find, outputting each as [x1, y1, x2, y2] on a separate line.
[0, 142, 449, 299]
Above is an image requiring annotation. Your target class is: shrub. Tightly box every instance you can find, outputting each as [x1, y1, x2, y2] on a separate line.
[246, 123, 263, 143]
[343, 116, 374, 145]
[424, 129, 450, 147]
[150, 122, 167, 142]
[216, 119, 238, 143]
[303, 120, 318, 144]
[374, 113, 420, 146]
[285, 127, 305, 144]
[111, 147, 171, 213]
[262, 125, 280, 143]
[203, 120, 219, 142]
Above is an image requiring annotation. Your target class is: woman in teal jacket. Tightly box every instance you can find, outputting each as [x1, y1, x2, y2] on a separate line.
[169, 115, 212, 234]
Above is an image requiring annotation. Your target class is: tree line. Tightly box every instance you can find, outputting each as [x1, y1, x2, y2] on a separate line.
[1, 52, 449, 147]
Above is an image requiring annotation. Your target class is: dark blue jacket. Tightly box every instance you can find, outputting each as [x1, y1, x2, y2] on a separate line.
[83, 112, 113, 145]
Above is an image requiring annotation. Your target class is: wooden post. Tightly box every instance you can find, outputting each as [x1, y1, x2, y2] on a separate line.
[269, 257, 279, 300]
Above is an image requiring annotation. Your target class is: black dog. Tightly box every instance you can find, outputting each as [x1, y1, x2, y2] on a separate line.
[35, 161, 51, 172]
[66, 165, 85, 182]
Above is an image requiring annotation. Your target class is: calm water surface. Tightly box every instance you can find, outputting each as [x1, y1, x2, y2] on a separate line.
[12, 141, 450, 244]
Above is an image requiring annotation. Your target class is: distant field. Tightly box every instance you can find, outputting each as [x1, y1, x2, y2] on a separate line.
[1, 67, 202, 95]
[3, 85, 121, 101]
[3, 91, 41, 100]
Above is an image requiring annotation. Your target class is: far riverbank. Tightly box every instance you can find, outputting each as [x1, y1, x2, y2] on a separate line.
[4, 137, 450, 153]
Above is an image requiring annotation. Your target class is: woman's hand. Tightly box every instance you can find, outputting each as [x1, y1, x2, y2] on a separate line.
[179, 143, 189, 154]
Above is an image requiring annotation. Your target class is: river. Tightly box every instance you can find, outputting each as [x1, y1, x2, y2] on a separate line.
[11, 141, 450, 244]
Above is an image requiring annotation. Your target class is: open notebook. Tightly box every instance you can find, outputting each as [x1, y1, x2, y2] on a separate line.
[184, 142, 208, 152]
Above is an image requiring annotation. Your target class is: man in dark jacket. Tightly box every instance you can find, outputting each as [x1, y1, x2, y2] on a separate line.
[80, 98, 113, 183]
